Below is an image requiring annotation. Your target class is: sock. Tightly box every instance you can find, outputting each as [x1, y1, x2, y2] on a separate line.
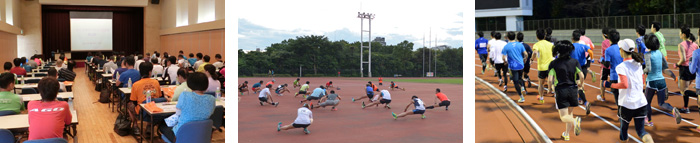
[426, 106, 434, 109]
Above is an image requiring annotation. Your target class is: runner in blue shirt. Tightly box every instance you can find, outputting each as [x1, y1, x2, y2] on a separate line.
[501, 31, 528, 102]
[635, 24, 648, 69]
[603, 29, 623, 105]
[476, 31, 489, 74]
[571, 30, 594, 106]
[517, 32, 534, 87]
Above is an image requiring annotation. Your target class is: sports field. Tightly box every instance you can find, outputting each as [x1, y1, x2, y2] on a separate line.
[238, 77, 463, 142]
[475, 44, 700, 142]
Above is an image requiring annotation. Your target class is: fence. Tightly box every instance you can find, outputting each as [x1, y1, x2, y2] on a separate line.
[523, 13, 700, 31]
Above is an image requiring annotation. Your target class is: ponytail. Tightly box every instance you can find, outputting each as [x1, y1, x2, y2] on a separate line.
[626, 51, 644, 63]
[690, 33, 697, 42]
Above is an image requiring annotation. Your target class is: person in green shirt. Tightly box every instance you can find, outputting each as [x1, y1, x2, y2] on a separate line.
[170, 69, 190, 102]
[651, 21, 679, 82]
[293, 78, 300, 88]
[0, 73, 24, 115]
[294, 81, 311, 97]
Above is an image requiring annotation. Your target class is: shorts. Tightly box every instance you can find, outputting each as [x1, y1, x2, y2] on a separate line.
[412, 109, 425, 114]
[439, 101, 451, 107]
[538, 70, 549, 79]
[275, 89, 281, 94]
[320, 100, 339, 106]
[601, 68, 610, 81]
[292, 123, 310, 128]
[479, 54, 488, 63]
[619, 106, 647, 123]
[679, 66, 695, 81]
[393, 86, 400, 89]
[379, 99, 391, 104]
[252, 87, 259, 91]
[306, 96, 321, 101]
[523, 63, 531, 73]
[366, 93, 374, 99]
[239, 87, 247, 92]
[555, 86, 579, 109]
[298, 91, 307, 94]
[258, 97, 268, 102]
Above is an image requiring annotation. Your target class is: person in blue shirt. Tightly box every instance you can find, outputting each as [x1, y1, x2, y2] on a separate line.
[300, 86, 326, 105]
[351, 84, 374, 103]
[115, 56, 141, 88]
[517, 32, 533, 87]
[158, 72, 216, 142]
[603, 29, 623, 105]
[571, 30, 594, 106]
[635, 25, 648, 69]
[643, 33, 681, 127]
[476, 31, 489, 74]
[86, 52, 94, 63]
[20, 57, 32, 73]
[187, 53, 197, 68]
[252, 80, 263, 93]
[501, 31, 528, 102]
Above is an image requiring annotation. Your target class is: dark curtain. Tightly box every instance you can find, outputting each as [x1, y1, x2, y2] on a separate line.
[41, 5, 143, 60]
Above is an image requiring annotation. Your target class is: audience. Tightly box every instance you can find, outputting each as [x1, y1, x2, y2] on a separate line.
[193, 53, 204, 69]
[33, 55, 42, 66]
[58, 60, 76, 81]
[135, 55, 145, 71]
[86, 52, 94, 63]
[164, 56, 180, 84]
[10, 58, 27, 76]
[27, 56, 38, 69]
[129, 62, 163, 115]
[213, 54, 224, 69]
[158, 72, 216, 142]
[47, 68, 66, 92]
[196, 55, 211, 72]
[187, 53, 197, 68]
[21, 57, 32, 73]
[54, 59, 67, 71]
[0, 73, 23, 115]
[27, 77, 72, 140]
[151, 58, 164, 77]
[203, 64, 221, 93]
[171, 69, 190, 101]
[103, 56, 119, 74]
[116, 56, 140, 88]
[113, 58, 128, 79]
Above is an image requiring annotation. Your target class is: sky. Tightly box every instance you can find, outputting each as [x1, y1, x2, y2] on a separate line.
[236, 0, 465, 51]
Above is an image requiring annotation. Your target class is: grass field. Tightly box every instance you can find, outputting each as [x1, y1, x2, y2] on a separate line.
[380, 78, 463, 84]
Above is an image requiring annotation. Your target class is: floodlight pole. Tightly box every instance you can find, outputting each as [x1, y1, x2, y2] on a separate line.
[358, 12, 374, 77]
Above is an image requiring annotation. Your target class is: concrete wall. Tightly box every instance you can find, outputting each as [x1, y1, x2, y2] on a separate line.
[17, 0, 41, 58]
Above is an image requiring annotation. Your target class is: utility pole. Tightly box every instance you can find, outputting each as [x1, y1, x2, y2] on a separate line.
[423, 33, 425, 77]
[358, 12, 375, 77]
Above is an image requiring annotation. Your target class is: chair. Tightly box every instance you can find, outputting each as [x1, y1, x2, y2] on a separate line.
[0, 129, 15, 143]
[210, 106, 224, 132]
[23, 138, 68, 143]
[33, 73, 47, 77]
[21, 88, 38, 94]
[161, 120, 213, 143]
[57, 78, 66, 82]
[0, 110, 17, 116]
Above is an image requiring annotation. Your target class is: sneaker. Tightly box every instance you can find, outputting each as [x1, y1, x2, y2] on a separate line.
[386, 105, 391, 109]
[574, 117, 581, 136]
[481, 70, 485, 75]
[392, 112, 397, 119]
[517, 98, 525, 103]
[352, 97, 355, 102]
[304, 128, 310, 134]
[578, 98, 583, 105]
[679, 108, 690, 114]
[421, 114, 426, 119]
[561, 132, 570, 141]
[590, 71, 597, 83]
[277, 122, 282, 131]
[362, 102, 366, 109]
[275, 102, 279, 107]
[538, 96, 545, 104]
[673, 107, 682, 124]
[596, 95, 605, 102]
[498, 79, 503, 86]
[644, 118, 654, 127]
[585, 102, 591, 115]
[260, 101, 264, 106]
[503, 86, 508, 92]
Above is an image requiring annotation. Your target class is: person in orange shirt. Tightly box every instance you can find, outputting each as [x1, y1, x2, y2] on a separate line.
[390, 81, 406, 91]
[378, 77, 383, 86]
[369, 81, 378, 92]
[425, 88, 451, 110]
[130, 62, 163, 115]
[266, 79, 275, 87]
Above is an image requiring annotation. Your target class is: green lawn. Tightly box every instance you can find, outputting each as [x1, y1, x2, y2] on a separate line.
[383, 78, 463, 84]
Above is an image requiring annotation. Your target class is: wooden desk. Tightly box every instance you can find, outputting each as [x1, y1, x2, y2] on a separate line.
[20, 92, 74, 101]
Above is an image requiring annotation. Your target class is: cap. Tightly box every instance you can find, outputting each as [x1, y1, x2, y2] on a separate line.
[618, 39, 636, 53]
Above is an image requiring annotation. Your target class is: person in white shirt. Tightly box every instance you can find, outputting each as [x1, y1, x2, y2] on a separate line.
[134, 55, 145, 71]
[103, 56, 118, 74]
[258, 84, 278, 106]
[489, 33, 509, 90]
[163, 57, 180, 84]
[392, 96, 427, 120]
[54, 59, 67, 71]
[177, 55, 187, 68]
[47, 68, 66, 92]
[362, 89, 392, 109]
[150, 58, 164, 77]
[212, 54, 224, 69]
[277, 103, 313, 134]
[610, 39, 653, 142]
[193, 53, 204, 69]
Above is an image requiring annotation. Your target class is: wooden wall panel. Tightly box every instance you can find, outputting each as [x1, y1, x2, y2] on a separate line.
[160, 29, 225, 61]
[0, 31, 19, 63]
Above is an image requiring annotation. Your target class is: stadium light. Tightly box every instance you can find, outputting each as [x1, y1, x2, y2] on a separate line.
[358, 12, 374, 77]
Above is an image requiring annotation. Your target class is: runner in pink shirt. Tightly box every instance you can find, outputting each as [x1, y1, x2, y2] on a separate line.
[597, 28, 612, 101]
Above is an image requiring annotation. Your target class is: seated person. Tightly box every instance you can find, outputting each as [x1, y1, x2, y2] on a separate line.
[171, 69, 190, 102]
[58, 60, 76, 81]
[21, 57, 32, 73]
[130, 62, 164, 115]
[203, 64, 221, 93]
[0, 73, 23, 115]
[116, 57, 140, 88]
[10, 58, 26, 76]
[47, 68, 66, 92]
[28, 77, 72, 140]
[159, 72, 216, 142]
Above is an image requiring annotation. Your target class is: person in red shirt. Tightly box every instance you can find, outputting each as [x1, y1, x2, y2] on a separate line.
[27, 77, 72, 140]
[266, 79, 275, 87]
[390, 81, 406, 91]
[425, 88, 451, 110]
[325, 81, 333, 88]
[378, 77, 383, 86]
[10, 58, 26, 76]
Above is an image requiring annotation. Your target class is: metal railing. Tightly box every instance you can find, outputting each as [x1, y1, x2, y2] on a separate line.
[524, 13, 700, 31]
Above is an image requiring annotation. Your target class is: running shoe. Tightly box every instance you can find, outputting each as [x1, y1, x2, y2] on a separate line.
[260, 101, 264, 106]
[538, 96, 545, 104]
[673, 107, 682, 124]
[421, 114, 426, 119]
[522, 87, 527, 95]
[644, 117, 654, 127]
[517, 98, 525, 103]
[277, 122, 282, 131]
[275, 102, 279, 107]
[671, 72, 678, 82]
[392, 112, 397, 119]
[585, 102, 591, 115]
[362, 101, 366, 109]
[503, 86, 508, 92]
[680, 108, 690, 114]
[561, 132, 570, 141]
[590, 70, 597, 83]
[304, 128, 310, 134]
[481, 69, 484, 75]
[352, 97, 355, 102]
[596, 95, 605, 102]
[575, 116, 581, 136]
[386, 105, 391, 109]
[578, 98, 583, 105]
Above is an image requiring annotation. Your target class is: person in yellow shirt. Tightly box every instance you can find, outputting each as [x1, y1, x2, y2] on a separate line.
[196, 55, 211, 72]
[532, 28, 554, 103]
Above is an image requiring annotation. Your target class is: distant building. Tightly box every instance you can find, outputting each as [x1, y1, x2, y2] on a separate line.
[432, 45, 450, 51]
[476, 0, 532, 31]
[256, 48, 261, 52]
[373, 37, 386, 46]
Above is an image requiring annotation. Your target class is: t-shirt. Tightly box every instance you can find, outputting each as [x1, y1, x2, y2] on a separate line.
[293, 80, 299, 85]
[34, 59, 42, 66]
[379, 90, 391, 100]
[635, 37, 647, 65]
[0, 91, 24, 114]
[206, 77, 221, 93]
[300, 84, 309, 91]
[366, 86, 373, 94]
[194, 60, 204, 70]
[58, 68, 76, 81]
[533, 40, 554, 71]
[134, 60, 145, 71]
[188, 58, 197, 67]
[252, 83, 261, 88]
[151, 64, 164, 77]
[174, 91, 215, 133]
[413, 98, 426, 110]
[616, 59, 647, 109]
[22, 64, 32, 73]
[164, 65, 180, 83]
[601, 39, 611, 69]
[679, 41, 697, 66]
[10, 67, 26, 76]
[172, 82, 189, 101]
[326, 82, 332, 87]
[258, 88, 271, 98]
[118, 69, 141, 87]
[196, 62, 210, 72]
[489, 40, 507, 64]
[522, 42, 533, 65]
[502, 41, 526, 70]
[266, 81, 274, 87]
[309, 88, 326, 97]
[212, 61, 224, 69]
[571, 43, 591, 67]
[327, 94, 339, 100]
[113, 68, 128, 79]
[548, 57, 581, 88]
[646, 50, 665, 81]
[130, 78, 162, 114]
[655, 32, 667, 57]
[293, 107, 313, 124]
[605, 44, 624, 80]
[691, 50, 700, 89]
[436, 92, 450, 101]
[475, 37, 489, 54]
[27, 101, 71, 140]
